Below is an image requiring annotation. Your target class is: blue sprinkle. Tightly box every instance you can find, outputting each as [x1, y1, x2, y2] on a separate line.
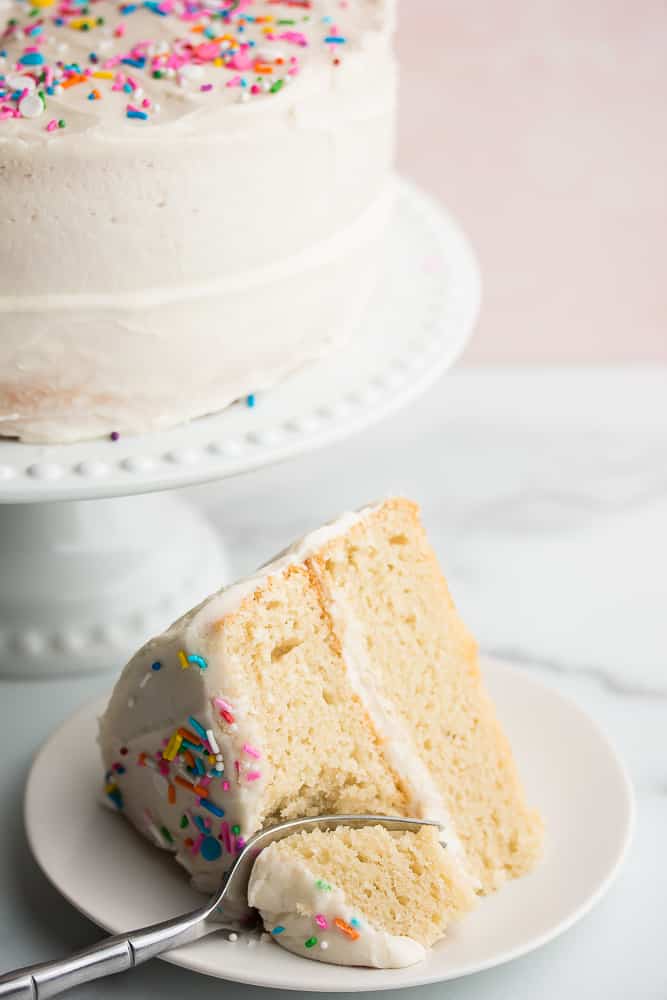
[271, 926, 285, 935]
[151, 661, 162, 671]
[123, 82, 133, 92]
[121, 56, 146, 68]
[187, 653, 208, 671]
[194, 757, 206, 776]
[324, 36, 346, 44]
[181, 738, 203, 753]
[19, 52, 44, 65]
[201, 836, 222, 861]
[350, 918, 361, 928]
[188, 716, 208, 741]
[246, 394, 255, 408]
[194, 815, 208, 833]
[126, 110, 148, 120]
[201, 799, 225, 818]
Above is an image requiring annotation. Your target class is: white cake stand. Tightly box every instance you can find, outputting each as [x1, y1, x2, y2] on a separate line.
[0, 180, 481, 678]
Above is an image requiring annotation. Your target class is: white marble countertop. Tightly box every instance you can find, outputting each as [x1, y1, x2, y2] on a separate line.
[1, 368, 665, 999]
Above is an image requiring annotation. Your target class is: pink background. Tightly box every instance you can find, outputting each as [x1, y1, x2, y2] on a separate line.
[395, 0, 667, 363]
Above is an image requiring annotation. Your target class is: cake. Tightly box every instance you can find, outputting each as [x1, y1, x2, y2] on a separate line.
[99, 498, 543, 927]
[0, 1, 398, 442]
[247, 824, 475, 967]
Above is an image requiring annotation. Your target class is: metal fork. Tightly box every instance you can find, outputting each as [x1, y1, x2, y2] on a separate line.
[0, 814, 440, 999]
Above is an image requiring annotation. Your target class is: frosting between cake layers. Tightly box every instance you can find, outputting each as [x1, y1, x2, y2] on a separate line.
[248, 851, 426, 968]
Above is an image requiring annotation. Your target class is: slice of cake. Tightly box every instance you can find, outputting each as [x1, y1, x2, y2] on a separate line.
[99, 498, 542, 907]
[248, 825, 474, 968]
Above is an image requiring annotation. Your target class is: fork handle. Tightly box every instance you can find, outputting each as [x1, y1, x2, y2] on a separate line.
[0, 905, 212, 999]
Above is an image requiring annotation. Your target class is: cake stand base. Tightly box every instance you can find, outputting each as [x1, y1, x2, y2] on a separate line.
[0, 494, 229, 678]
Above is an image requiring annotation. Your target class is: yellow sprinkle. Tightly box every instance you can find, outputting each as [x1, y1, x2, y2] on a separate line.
[163, 733, 183, 762]
[69, 16, 97, 29]
[92, 70, 114, 79]
[213, 57, 223, 66]
[32, 0, 54, 7]
[178, 649, 189, 670]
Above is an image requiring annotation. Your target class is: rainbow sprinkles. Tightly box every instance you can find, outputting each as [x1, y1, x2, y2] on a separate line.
[0, 0, 351, 128]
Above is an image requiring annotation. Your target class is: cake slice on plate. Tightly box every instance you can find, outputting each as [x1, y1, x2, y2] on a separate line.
[248, 824, 473, 968]
[99, 498, 543, 941]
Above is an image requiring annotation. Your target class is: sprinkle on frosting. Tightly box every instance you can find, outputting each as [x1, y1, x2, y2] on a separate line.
[0, 0, 351, 127]
[102, 643, 264, 869]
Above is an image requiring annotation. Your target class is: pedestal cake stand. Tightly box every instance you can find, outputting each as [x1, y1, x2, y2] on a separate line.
[0, 180, 481, 678]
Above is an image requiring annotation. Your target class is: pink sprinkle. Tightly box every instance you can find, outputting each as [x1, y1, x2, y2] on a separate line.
[191, 834, 204, 856]
[114, 23, 126, 37]
[226, 50, 252, 71]
[200, 83, 213, 92]
[126, 102, 139, 113]
[222, 780, 231, 791]
[235, 836, 246, 852]
[315, 915, 328, 929]
[221, 822, 232, 853]
[194, 42, 219, 61]
[225, 74, 242, 87]
[126, 76, 138, 90]
[213, 696, 233, 714]
[278, 30, 308, 47]
[141, 98, 151, 108]
[246, 771, 261, 782]
[103, 56, 121, 69]
[198, 775, 212, 788]
[250, 84, 260, 95]
[243, 743, 261, 760]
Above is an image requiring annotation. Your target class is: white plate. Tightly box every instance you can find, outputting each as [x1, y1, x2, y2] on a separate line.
[25, 657, 634, 992]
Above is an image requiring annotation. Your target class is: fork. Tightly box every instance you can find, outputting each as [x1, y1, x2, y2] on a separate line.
[0, 814, 440, 999]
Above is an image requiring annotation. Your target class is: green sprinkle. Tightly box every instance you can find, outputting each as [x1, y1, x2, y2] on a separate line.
[152, 69, 163, 78]
[315, 879, 331, 891]
[304, 937, 317, 949]
[231, 824, 240, 836]
[179, 815, 189, 829]
[270, 79, 284, 94]
[57, 119, 66, 128]
[160, 826, 173, 844]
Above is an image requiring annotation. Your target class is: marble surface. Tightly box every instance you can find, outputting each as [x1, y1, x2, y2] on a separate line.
[1, 367, 665, 999]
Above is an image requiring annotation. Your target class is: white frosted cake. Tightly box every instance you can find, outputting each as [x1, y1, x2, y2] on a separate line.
[99, 498, 543, 968]
[0, 1, 397, 442]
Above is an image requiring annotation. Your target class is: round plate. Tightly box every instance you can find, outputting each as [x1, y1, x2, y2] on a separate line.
[0, 179, 480, 504]
[25, 657, 634, 992]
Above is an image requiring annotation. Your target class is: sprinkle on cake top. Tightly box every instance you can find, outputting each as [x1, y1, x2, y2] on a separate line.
[0, 0, 379, 133]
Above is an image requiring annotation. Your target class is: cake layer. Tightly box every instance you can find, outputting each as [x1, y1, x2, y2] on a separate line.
[0, 0, 397, 441]
[248, 825, 474, 968]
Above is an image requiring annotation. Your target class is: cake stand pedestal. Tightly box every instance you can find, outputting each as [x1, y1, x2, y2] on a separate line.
[0, 180, 481, 678]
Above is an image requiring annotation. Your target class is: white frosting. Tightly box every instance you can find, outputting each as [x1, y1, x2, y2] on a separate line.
[0, 0, 398, 442]
[99, 500, 475, 914]
[248, 849, 425, 968]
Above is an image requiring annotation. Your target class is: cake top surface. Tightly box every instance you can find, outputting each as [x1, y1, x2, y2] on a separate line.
[0, 0, 391, 139]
